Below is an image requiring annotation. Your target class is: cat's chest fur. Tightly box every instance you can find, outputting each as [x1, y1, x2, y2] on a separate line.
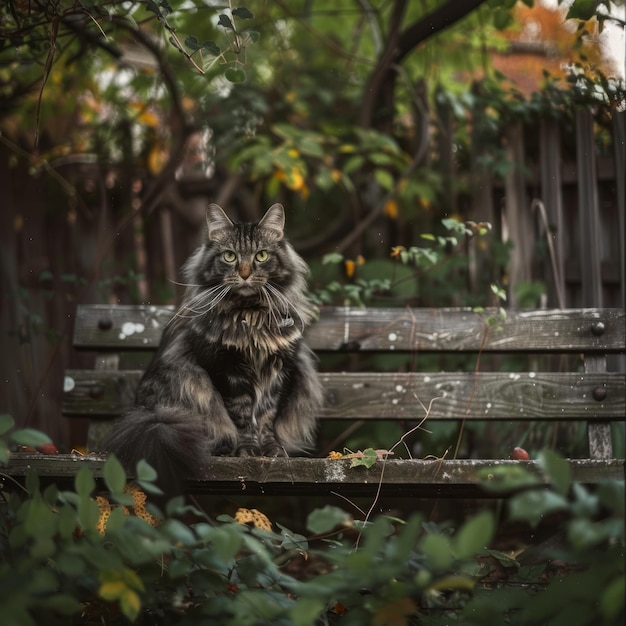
[216, 307, 300, 353]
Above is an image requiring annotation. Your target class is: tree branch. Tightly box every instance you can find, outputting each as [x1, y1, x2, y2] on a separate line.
[358, 0, 408, 128]
[360, 0, 489, 129]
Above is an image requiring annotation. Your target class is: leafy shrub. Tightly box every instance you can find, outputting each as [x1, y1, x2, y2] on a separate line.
[1, 417, 623, 625]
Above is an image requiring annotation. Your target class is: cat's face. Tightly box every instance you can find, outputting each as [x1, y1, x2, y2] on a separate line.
[178, 204, 313, 332]
[184, 204, 305, 304]
[205, 204, 288, 295]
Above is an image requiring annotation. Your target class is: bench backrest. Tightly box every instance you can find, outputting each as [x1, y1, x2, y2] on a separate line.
[64, 305, 625, 462]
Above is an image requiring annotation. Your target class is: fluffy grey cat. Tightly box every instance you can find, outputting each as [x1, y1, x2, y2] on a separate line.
[103, 203, 323, 493]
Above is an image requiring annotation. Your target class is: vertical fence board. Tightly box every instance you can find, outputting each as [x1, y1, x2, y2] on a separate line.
[575, 110, 604, 307]
[504, 123, 533, 306]
[540, 120, 566, 307]
[612, 111, 625, 311]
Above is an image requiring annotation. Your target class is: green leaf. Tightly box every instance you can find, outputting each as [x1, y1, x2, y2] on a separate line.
[600, 575, 626, 621]
[38, 595, 82, 616]
[349, 448, 378, 468]
[484, 549, 520, 569]
[105, 506, 130, 533]
[290, 597, 326, 626]
[454, 511, 495, 559]
[508, 489, 568, 527]
[202, 40, 221, 56]
[244, 30, 260, 44]
[10, 428, 51, 447]
[597, 480, 625, 516]
[25, 491, 57, 539]
[25, 467, 40, 495]
[232, 7, 254, 19]
[566, 0, 602, 21]
[420, 532, 454, 571]
[369, 151, 393, 165]
[322, 252, 343, 265]
[493, 7, 513, 30]
[0, 440, 9, 465]
[225, 67, 246, 83]
[166, 496, 203, 517]
[0, 413, 15, 435]
[56, 553, 87, 577]
[103, 455, 127, 494]
[168, 35, 183, 52]
[343, 155, 365, 175]
[184, 35, 199, 51]
[478, 464, 540, 493]
[135, 459, 157, 482]
[537, 449, 571, 495]
[75, 466, 96, 497]
[57, 505, 79, 540]
[307, 506, 352, 534]
[136, 480, 163, 495]
[210, 527, 244, 561]
[120, 589, 142, 622]
[161, 518, 197, 545]
[218, 14, 234, 29]
[78, 494, 101, 530]
[374, 169, 394, 191]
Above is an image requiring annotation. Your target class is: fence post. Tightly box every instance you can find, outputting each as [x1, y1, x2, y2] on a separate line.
[504, 122, 532, 306]
[575, 109, 603, 307]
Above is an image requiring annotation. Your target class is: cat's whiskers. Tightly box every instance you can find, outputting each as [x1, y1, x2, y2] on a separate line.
[260, 286, 283, 331]
[186, 284, 223, 307]
[264, 282, 305, 332]
[168, 284, 231, 323]
[184, 284, 227, 312]
[264, 283, 305, 331]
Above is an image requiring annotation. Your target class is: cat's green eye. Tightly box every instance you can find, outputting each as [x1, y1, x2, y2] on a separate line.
[255, 250, 269, 262]
[222, 250, 237, 263]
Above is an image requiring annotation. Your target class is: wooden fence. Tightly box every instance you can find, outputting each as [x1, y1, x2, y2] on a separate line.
[0, 107, 624, 449]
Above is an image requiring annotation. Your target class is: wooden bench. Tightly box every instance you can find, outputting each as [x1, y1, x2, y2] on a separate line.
[5, 305, 625, 498]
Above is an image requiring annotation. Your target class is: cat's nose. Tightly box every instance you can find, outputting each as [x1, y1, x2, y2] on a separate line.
[238, 263, 252, 279]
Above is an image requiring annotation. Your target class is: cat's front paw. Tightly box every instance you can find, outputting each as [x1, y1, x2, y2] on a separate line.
[260, 441, 287, 457]
[235, 441, 261, 457]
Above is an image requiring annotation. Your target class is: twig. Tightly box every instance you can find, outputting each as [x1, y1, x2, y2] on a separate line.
[354, 393, 443, 548]
[531, 198, 565, 309]
[34, 17, 59, 149]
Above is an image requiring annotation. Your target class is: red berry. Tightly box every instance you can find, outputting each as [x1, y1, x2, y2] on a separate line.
[510, 447, 529, 460]
[37, 442, 59, 455]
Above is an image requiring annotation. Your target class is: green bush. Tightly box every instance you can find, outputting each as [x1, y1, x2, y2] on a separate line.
[1, 417, 623, 625]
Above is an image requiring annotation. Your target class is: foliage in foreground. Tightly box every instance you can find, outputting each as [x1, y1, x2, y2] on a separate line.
[0, 419, 624, 625]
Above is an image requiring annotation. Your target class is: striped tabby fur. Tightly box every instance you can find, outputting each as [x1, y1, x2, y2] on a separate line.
[103, 204, 323, 493]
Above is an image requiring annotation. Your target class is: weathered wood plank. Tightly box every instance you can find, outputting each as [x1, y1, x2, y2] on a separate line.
[585, 355, 613, 459]
[4, 454, 624, 497]
[72, 305, 626, 353]
[62, 370, 626, 420]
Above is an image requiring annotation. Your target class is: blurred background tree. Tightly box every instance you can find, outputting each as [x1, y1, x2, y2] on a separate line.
[0, 0, 624, 451]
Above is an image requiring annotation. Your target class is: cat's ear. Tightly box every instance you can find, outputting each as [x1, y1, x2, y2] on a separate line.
[206, 204, 234, 241]
[258, 203, 285, 240]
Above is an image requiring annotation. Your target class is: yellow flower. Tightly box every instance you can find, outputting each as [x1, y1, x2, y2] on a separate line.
[327, 451, 344, 460]
[384, 199, 399, 219]
[234, 507, 272, 531]
[345, 259, 356, 278]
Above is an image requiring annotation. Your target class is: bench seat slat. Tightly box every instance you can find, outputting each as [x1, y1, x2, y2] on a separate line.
[63, 370, 626, 420]
[5, 454, 623, 497]
[72, 305, 625, 353]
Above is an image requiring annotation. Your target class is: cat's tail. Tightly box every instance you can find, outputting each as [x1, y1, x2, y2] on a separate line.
[101, 407, 209, 497]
